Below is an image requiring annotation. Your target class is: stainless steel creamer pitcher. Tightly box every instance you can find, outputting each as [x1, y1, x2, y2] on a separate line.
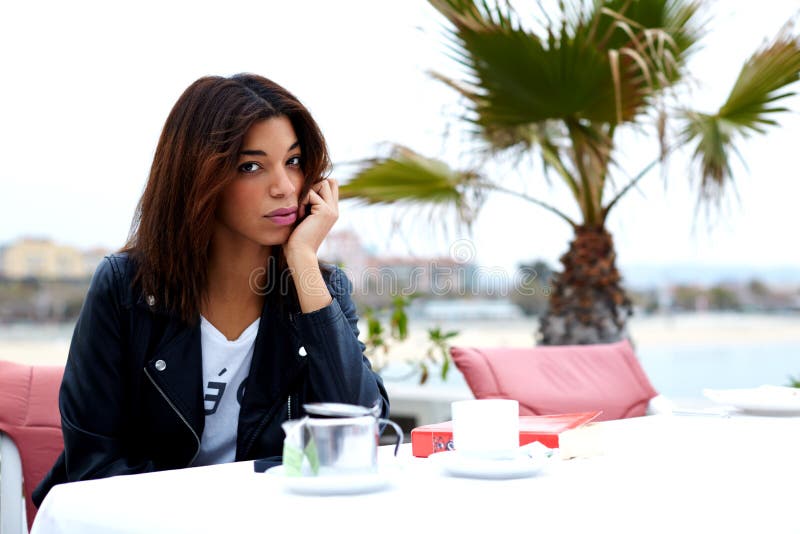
[281, 402, 402, 476]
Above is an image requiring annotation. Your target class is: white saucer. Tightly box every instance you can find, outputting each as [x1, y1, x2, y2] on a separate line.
[433, 451, 546, 480]
[703, 386, 800, 416]
[265, 465, 392, 495]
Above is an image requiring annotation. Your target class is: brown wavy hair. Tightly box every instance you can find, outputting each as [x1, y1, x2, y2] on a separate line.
[122, 73, 332, 323]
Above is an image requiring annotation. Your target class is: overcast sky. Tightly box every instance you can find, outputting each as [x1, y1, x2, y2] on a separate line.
[1, 0, 799, 277]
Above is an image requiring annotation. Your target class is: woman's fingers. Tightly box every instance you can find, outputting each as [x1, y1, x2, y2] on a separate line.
[306, 186, 337, 216]
[314, 179, 330, 200]
[331, 178, 338, 204]
[301, 178, 338, 218]
[312, 178, 337, 207]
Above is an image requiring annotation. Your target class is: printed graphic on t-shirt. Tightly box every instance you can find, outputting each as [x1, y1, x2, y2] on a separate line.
[203, 367, 248, 415]
[204, 368, 227, 415]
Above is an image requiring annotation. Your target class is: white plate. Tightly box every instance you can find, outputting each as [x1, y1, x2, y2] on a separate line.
[265, 465, 392, 495]
[703, 385, 800, 416]
[433, 451, 546, 480]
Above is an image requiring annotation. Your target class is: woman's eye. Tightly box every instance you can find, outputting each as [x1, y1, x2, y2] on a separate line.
[287, 156, 301, 167]
[238, 162, 261, 173]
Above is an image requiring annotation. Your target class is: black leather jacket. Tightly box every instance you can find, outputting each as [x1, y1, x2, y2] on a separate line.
[33, 253, 388, 505]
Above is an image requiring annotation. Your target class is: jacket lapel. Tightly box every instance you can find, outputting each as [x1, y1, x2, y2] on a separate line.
[145, 319, 205, 439]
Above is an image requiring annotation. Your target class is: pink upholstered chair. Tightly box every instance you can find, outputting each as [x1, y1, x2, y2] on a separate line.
[0, 361, 64, 534]
[450, 339, 658, 421]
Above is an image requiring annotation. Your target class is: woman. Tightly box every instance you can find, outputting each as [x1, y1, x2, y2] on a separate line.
[33, 73, 389, 504]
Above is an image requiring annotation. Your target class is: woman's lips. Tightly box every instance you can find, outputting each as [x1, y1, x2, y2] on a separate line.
[266, 211, 297, 226]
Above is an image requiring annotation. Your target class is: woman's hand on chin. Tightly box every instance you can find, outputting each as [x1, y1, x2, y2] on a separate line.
[283, 177, 338, 260]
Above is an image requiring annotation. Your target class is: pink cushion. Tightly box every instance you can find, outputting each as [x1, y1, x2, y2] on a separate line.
[450, 340, 657, 421]
[0, 360, 64, 529]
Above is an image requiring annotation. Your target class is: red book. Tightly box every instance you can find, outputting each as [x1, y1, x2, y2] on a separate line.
[410, 411, 602, 458]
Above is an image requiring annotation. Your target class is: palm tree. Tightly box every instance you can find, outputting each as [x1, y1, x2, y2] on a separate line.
[340, 0, 800, 345]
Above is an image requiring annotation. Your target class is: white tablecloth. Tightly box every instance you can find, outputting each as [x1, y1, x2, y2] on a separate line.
[32, 414, 800, 534]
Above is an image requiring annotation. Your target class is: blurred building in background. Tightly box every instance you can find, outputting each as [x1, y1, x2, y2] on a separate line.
[0, 238, 111, 281]
[320, 230, 482, 299]
[319, 229, 371, 287]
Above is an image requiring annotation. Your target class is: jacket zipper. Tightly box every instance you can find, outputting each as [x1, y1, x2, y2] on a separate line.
[241, 372, 304, 459]
[287, 395, 292, 420]
[144, 367, 201, 466]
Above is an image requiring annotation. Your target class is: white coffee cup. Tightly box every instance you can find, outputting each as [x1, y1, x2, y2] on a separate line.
[451, 399, 519, 459]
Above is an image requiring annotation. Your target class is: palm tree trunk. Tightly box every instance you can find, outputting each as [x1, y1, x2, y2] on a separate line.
[538, 225, 631, 345]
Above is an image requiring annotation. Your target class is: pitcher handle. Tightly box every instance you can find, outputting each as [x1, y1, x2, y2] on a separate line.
[377, 418, 404, 456]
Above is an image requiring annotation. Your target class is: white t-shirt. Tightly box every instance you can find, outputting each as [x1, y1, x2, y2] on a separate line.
[192, 315, 260, 467]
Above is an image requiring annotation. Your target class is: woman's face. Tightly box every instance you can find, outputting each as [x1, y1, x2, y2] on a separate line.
[215, 115, 305, 249]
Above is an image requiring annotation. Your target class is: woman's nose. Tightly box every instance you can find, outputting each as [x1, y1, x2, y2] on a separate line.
[269, 168, 297, 197]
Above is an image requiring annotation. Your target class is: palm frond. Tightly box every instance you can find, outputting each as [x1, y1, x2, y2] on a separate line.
[681, 28, 800, 200]
[595, 0, 703, 65]
[339, 146, 486, 227]
[682, 112, 735, 199]
[429, 0, 702, 131]
[719, 26, 800, 133]
[431, 2, 622, 125]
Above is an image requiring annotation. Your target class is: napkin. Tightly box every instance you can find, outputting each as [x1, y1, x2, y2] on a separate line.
[253, 457, 282, 473]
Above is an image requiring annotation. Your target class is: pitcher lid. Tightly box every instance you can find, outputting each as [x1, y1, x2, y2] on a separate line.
[303, 402, 380, 418]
